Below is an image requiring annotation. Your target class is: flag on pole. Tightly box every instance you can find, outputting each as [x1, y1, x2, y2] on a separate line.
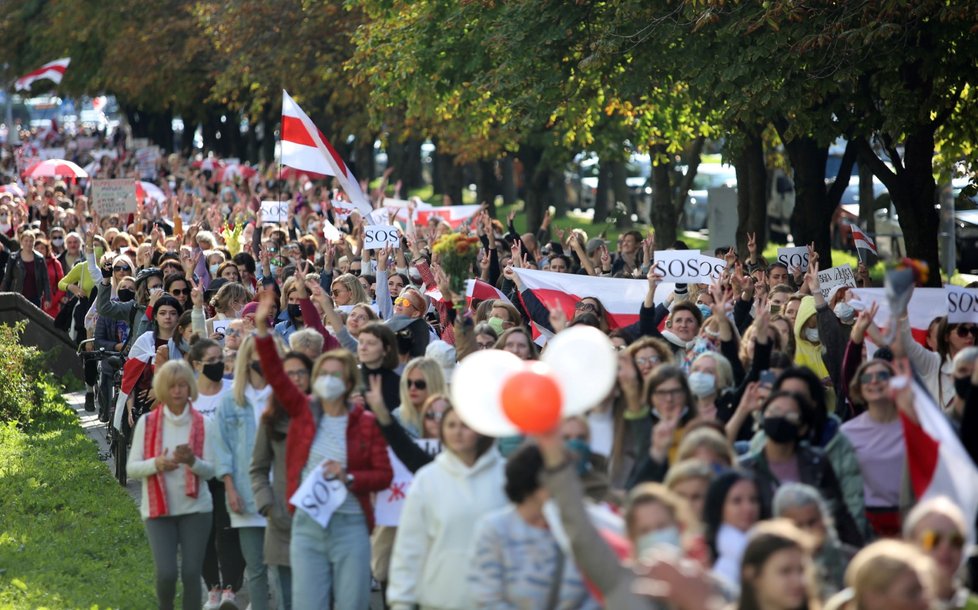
[281, 90, 370, 212]
[850, 223, 878, 257]
[15, 58, 71, 91]
[900, 376, 978, 541]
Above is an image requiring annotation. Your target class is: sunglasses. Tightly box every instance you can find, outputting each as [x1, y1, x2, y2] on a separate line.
[170, 288, 190, 296]
[955, 325, 978, 338]
[407, 379, 427, 390]
[859, 370, 892, 384]
[919, 529, 965, 552]
[575, 301, 597, 313]
[113, 265, 131, 273]
[395, 297, 415, 310]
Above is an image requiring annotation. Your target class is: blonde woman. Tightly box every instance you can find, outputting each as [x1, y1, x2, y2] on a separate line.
[330, 273, 370, 307]
[391, 357, 447, 439]
[207, 281, 249, 336]
[214, 336, 281, 610]
[840, 539, 934, 610]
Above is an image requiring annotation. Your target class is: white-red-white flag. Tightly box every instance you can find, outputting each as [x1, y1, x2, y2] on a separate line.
[850, 223, 878, 256]
[281, 91, 370, 211]
[901, 375, 978, 541]
[15, 58, 71, 91]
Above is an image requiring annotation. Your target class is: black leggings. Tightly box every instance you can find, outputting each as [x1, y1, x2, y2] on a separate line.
[203, 479, 245, 591]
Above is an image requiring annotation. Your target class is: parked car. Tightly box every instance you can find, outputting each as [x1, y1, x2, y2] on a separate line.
[567, 153, 652, 214]
[683, 163, 737, 230]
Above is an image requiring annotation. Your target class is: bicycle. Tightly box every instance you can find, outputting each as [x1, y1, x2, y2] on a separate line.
[77, 340, 128, 485]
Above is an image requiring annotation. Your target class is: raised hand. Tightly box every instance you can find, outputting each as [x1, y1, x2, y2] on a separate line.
[255, 288, 276, 335]
[804, 260, 821, 296]
[649, 417, 677, 463]
[746, 232, 757, 259]
[852, 301, 879, 342]
[190, 277, 203, 309]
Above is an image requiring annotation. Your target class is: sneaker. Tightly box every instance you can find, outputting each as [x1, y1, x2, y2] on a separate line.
[218, 587, 238, 610]
[84, 391, 95, 412]
[203, 587, 221, 610]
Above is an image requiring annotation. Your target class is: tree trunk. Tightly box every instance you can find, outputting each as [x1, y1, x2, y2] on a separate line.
[649, 146, 679, 247]
[435, 153, 464, 206]
[260, 104, 277, 164]
[549, 168, 567, 219]
[352, 138, 375, 185]
[610, 160, 632, 228]
[388, 138, 424, 190]
[782, 136, 833, 264]
[476, 159, 499, 215]
[593, 162, 611, 223]
[734, 131, 768, 258]
[180, 117, 197, 155]
[858, 162, 876, 233]
[519, 145, 549, 230]
[500, 156, 517, 206]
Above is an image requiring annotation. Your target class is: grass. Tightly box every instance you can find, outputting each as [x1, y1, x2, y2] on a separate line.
[0, 382, 155, 609]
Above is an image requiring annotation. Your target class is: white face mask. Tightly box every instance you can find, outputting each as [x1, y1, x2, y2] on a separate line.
[636, 526, 682, 558]
[804, 327, 820, 343]
[313, 375, 346, 401]
[833, 302, 856, 324]
[688, 371, 717, 398]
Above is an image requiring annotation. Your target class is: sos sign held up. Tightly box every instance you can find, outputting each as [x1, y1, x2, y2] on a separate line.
[363, 225, 401, 250]
[777, 247, 810, 272]
[947, 286, 978, 324]
[652, 250, 727, 284]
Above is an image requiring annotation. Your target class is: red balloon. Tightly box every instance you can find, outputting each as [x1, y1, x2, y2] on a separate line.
[501, 367, 563, 434]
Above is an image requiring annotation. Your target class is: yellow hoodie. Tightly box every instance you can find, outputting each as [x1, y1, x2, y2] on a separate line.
[793, 295, 836, 412]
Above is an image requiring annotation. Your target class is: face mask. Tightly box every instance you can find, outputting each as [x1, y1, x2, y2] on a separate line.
[763, 416, 800, 444]
[803, 327, 820, 343]
[52, 238, 64, 248]
[487, 316, 505, 335]
[201, 361, 225, 383]
[0, 223, 9, 233]
[250, 361, 263, 376]
[287, 304, 302, 319]
[313, 375, 347, 401]
[117, 289, 135, 302]
[636, 526, 682, 558]
[697, 304, 712, 320]
[954, 376, 971, 400]
[565, 439, 592, 476]
[209, 263, 220, 276]
[688, 371, 717, 398]
[833, 302, 856, 324]
[268, 264, 279, 278]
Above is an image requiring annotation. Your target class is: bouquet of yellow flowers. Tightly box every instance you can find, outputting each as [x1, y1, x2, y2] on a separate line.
[221, 220, 245, 257]
[432, 232, 481, 295]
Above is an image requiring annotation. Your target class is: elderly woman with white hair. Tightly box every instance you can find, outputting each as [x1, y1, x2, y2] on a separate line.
[903, 496, 977, 609]
[774, 482, 856, 599]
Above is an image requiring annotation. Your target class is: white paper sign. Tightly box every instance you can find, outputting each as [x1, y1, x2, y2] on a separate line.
[320, 219, 341, 242]
[817, 263, 856, 299]
[652, 251, 725, 284]
[211, 319, 230, 337]
[261, 200, 289, 223]
[947, 286, 978, 324]
[135, 146, 161, 180]
[777, 247, 810, 272]
[363, 225, 401, 251]
[289, 462, 348, 528]
[92, 179, 137, 216]
[700, 255, 728, 280]
[366, 207, 390, 226]
[375, 439, 441, 527]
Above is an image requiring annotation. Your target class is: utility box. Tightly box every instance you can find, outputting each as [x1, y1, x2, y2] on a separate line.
[708, 186, 738, 252]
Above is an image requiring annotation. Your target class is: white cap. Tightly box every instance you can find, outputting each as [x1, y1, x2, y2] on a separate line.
[425, 340, 457, 382]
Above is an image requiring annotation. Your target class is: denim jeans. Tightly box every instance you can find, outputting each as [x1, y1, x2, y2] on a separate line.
[290, 510, 371, 610]
[238, 526, 269, 610]
[275, 565, 292, 610]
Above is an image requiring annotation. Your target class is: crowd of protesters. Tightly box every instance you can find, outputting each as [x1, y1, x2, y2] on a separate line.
[2, 126, 978, 610]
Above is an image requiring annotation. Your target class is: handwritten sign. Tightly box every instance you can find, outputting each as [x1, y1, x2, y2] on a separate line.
[777, 247, 810, 272]
[375, 439, 441, 526]
[652, 251, 725, 284]
[289, 462, 348, 528]
[211, 319, 230, 337]
[363, 225, 401, 251]
[260, 200, 289, 223]
[947, 286, 978, 324]
[817, 263, 856, 299]
[92, 179, 137, 216]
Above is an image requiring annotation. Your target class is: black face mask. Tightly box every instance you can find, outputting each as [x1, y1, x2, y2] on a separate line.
[250, 361, 263, 376]
[763, 416, 800, 444]
[287, 304, 302, 320]
[117, 289, 135, 302]
[954, 376, 972, 400]
[201, 361, 225, 382]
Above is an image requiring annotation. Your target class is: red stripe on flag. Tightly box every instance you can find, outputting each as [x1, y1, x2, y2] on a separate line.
[320, 135, 348, 178]
[900, 410, 940, 499]
[523, 288, 637, 331]
[281, 116, 317, 147]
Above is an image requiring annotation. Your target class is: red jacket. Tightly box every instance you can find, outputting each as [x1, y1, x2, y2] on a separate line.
[255, 334, 392, 531]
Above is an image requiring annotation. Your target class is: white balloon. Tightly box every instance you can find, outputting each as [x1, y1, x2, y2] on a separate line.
[541, 326, 617, 416]
[450, 349, 524, 437]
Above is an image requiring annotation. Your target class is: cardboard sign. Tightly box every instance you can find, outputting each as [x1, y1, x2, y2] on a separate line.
[375, 439, 441, 526]
[92, 179, 137, 216]
[289, 462, 348, 528]
[817, 263, 856, 299]
[363, 225, 401, 250]
[260, 200, 289, 223]
[777, 247, 810, 272]
[947, 286, 978, 324]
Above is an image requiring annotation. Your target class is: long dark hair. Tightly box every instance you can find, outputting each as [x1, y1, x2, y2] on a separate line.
[738, 520, 819, 610]
[704, 469, 762, 562]
[261, 351, 312, 439]
[773, 367, 827, 442]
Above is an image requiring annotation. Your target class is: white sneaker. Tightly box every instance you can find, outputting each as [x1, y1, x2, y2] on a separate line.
[203, 587, 221, 610]
[218, 587, 238, 610]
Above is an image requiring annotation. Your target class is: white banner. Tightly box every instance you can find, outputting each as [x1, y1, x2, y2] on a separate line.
[817, 263, 856, 299]
[261, 200, 289, 224]
[92, 179, 137, 216]
[946, 286, 978, 324]
[374, 439, 441, 527]
[363, 225, 401, 250]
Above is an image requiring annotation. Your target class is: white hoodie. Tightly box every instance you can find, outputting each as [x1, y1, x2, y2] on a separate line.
[388, 447, 506, 610]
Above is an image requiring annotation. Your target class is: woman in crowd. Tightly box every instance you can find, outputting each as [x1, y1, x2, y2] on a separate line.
[736, 520, 820, 610]
[774, 483, 856, 599]
[468, 443, 600, 609]
[840, 359, 904, 538]
[356, 322, 402, 410]
[905, 315, 973, 409]
[676, 425, 737, 469]
[253, 290, 392, 610]
[34, 236, 65, 317]
[388, 406, 505, 610]
[626, 336, 674, 379]
[214, 337, 277, 610]
[391, 356, 447, 439]
[664, 459, 715, 522]
[472, 322, 499, 351]
[495, 326, 539, 360]
[127, 360, 216, 610]
[330, 272, 371, 307]
[703, 469, 763, 593]
[626, 365, 698, 487]
[207, 281, 249, 334]
[903, 497, 977, 609]
[1, 229, 52, 308]
[842, 539, 935, 610]
[249, 350, 313, 610]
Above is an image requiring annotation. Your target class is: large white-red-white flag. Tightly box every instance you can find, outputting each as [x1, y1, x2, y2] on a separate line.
[15, 58, 71, 91]
[281, 90, 370, 212]
[900, 376, 978, 541]
[850, 223, 878, 256]
[850, 288, 945, 346]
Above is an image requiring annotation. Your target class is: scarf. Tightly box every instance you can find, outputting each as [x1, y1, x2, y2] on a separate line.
[144, 405, 205, 518]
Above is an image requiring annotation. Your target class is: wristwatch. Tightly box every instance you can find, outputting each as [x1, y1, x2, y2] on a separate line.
[345, 473, 355, 488]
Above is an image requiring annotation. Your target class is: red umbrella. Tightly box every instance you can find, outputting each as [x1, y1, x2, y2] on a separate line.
[23, 158, 88, 180]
